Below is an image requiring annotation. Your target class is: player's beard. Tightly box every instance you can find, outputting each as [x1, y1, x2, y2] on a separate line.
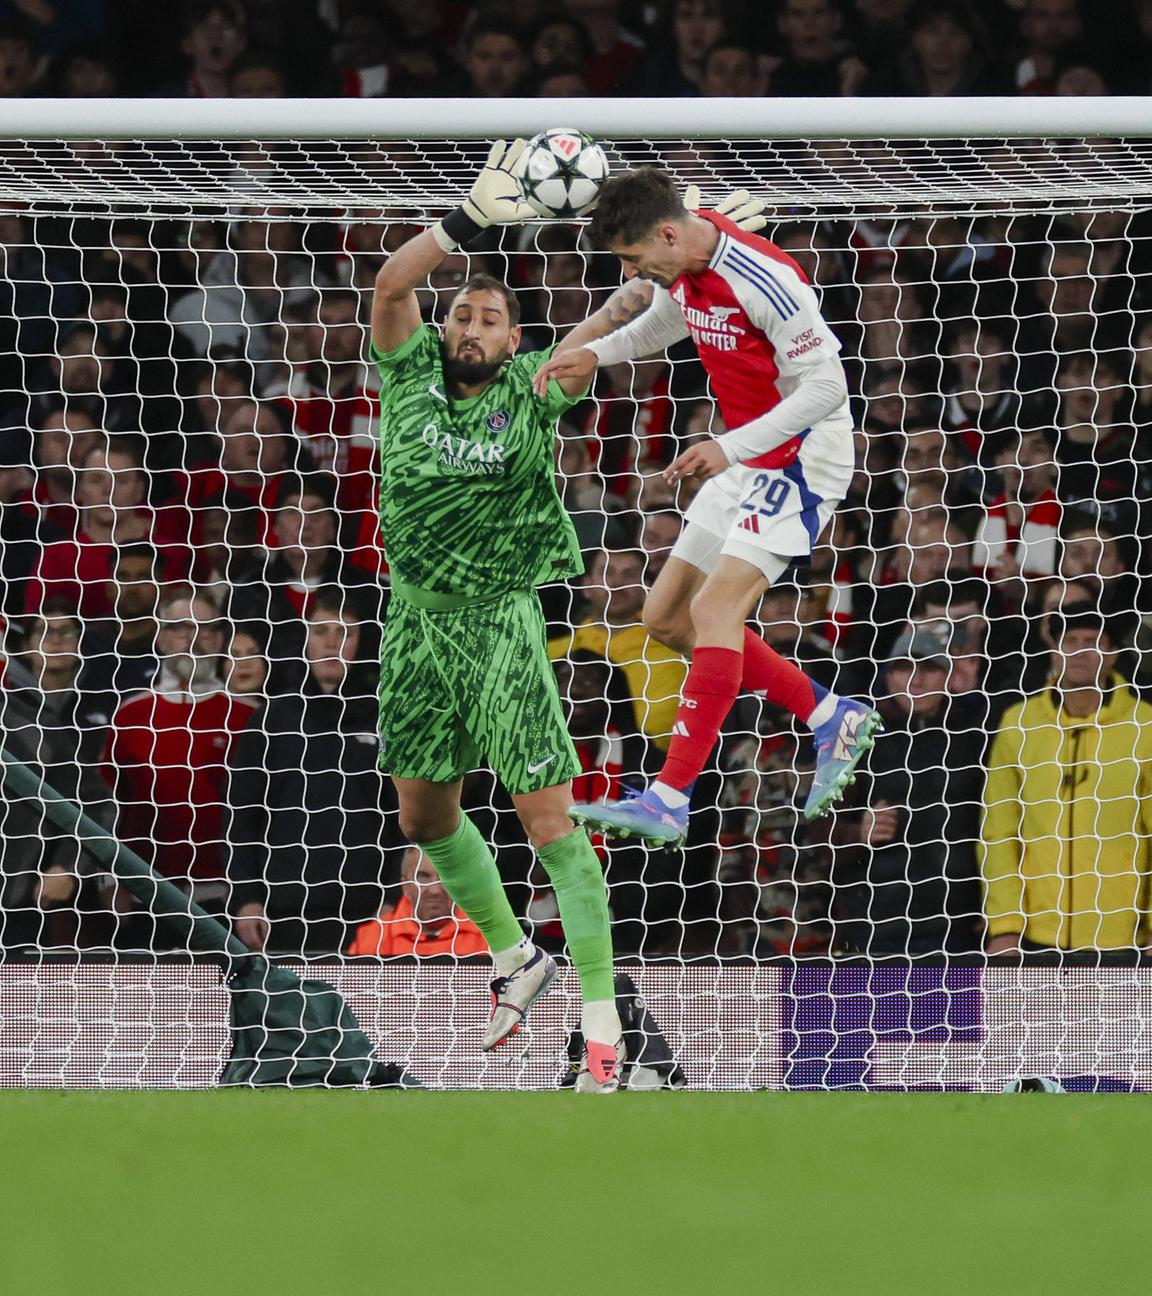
[441, 340, 510, 387]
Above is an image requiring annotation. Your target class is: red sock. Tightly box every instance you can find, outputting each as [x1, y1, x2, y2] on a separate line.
[740, 626, 819, 722]
[660, 646, 744, 791]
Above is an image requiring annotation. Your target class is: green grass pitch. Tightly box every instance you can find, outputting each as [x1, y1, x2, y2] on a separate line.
[2, 1091, 1145, 1296]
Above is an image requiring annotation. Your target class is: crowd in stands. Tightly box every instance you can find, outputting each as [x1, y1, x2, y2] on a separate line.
[1, 0, 1152, 963]
[0, 0, 1150, 103]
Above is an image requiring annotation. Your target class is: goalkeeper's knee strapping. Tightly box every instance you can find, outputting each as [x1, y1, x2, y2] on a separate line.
[538, 827, 615, 1003]
[419, 814, 524, 955]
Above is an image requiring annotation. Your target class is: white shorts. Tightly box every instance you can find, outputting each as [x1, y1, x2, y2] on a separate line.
[671, 434, 854, 581]
[669, 521, 792, 583]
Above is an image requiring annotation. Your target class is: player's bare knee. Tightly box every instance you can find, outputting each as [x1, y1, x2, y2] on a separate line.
[689, 587, 729, 635]
[399, 806, 457, 845]
[528, 822, 575, 852]
[642, 603, 690, 652]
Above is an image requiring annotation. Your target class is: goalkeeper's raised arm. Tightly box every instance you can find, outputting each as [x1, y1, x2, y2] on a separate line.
[371, 138, 535, 357]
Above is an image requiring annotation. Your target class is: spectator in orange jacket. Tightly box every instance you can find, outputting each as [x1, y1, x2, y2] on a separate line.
[347, 846, 488, 958]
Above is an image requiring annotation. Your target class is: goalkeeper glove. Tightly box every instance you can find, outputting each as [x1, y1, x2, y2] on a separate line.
[433, 139, 536, 252]
[684, 184, 768, 233]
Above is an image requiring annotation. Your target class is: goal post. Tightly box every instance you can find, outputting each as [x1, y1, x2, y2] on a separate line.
[2, 97, 1152, 1090]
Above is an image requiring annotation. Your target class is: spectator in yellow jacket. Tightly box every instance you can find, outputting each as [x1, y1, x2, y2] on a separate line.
[982, 604, 1152, 954]
[549, 548, 686, 751]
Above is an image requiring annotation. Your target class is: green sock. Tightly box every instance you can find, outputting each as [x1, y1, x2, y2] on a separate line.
[537, 827, 615, 1002]
[419, 814, 524, 955]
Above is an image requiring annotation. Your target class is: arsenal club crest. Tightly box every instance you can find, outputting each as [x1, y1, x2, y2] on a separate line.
[486, 409, 511, 433]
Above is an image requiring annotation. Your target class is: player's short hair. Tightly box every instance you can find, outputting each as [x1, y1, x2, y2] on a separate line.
[453, 273, 521, 328]
[587, 169, 686, 249]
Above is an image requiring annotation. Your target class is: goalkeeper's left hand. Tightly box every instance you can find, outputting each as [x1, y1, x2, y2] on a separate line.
[433, 139, 535, 251]
[684, 184, 767, 232]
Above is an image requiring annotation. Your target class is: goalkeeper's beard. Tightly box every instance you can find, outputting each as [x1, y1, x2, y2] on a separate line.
[441, 340, 510, 388]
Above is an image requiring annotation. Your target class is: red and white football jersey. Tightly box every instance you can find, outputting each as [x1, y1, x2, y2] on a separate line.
[659, 210, 853, 502]
[268, 365, 386, 571]
[271, 365, 381, 514]
[971, 489, 1061, 578]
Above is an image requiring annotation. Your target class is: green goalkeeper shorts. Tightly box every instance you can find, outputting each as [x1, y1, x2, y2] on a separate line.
[379, 588, 580, 796]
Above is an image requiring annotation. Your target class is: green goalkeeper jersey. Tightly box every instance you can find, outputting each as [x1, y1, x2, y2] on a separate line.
[372, 324, 584, 604]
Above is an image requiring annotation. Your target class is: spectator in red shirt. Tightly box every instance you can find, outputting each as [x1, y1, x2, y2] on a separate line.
[1015, 0, 1084, 94]
[26, 436, 192, 624]
[575, 357, 677, 503]
[244, 478, 385, 689]
[101, 587, 257, 919]
[29, 403, 100, 532]
[184, 397, 310, 551]
[269, 287, 380, 523]
[972, 427, 1062, 592]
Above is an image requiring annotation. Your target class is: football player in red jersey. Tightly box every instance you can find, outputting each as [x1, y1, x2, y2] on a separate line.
[535, 169, 881, 843]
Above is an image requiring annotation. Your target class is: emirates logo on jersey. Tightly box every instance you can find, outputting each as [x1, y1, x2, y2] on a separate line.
[672, 286, 744, 352]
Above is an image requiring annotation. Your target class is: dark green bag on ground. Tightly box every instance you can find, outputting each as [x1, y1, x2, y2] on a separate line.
[222, 956, 418, 1087]
[1, 748, 418, 1089]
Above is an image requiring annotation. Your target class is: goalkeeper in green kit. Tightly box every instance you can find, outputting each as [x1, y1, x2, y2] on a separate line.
[371, 139, 625, 1092]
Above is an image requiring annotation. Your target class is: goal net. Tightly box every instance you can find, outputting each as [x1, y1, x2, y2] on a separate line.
[3, 100, 1152, 1090]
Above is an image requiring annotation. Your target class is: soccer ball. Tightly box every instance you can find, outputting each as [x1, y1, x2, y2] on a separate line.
[517, 128, 610, 219]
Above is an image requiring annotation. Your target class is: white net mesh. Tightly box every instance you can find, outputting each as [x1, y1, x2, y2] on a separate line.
[2, 131, 1151, 1088]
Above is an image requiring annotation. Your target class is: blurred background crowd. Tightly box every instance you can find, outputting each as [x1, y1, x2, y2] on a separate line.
[0, 0, 1149, 102]
[1, 0, 1152, 965]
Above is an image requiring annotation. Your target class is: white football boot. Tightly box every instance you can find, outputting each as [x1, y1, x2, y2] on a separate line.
[481, 948, 558, 1051]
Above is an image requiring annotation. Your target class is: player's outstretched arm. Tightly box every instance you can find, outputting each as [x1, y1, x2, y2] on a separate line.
[531, 184, 764, 397]
[664, 353, 849, 485]
[532, 281, 689, 398]
[372, 139, 534, 355]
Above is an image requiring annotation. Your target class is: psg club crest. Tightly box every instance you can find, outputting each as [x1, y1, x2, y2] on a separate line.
[486, 409, 511, 433]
